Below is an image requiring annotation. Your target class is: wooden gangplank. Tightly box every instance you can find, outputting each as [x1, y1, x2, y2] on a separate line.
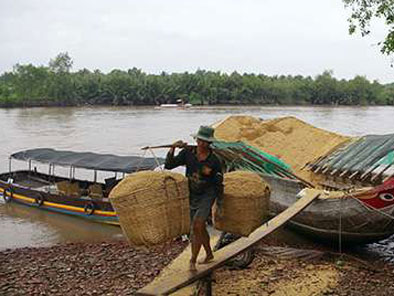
[146, 229, 221, 296]
[137, 191, 321, 296]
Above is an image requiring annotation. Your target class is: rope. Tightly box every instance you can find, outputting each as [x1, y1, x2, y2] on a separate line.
[134, 147, 165, 172]
[336, 186, 394, 256]
[148, 148, 164, 170]
[338, 196, 342, 255]
[350, 194, 394, 221]
[134, 149, 148, 171]
[334, 189, 394, 256]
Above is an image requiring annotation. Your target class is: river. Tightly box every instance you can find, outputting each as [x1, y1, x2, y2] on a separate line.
[1, 105, 394, 258]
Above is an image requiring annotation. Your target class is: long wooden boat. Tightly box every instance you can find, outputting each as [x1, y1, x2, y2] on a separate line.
[212, 143, 394, 244]
[264, 175, 394, 244]
[0, 148, 162, 225]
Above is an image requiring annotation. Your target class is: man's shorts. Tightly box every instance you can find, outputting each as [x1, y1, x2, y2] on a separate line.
[189, 190, 216, 223]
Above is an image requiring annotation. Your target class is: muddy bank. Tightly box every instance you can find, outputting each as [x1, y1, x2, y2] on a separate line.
[0, 240, 187, 296]
[2, 238, 394, 296]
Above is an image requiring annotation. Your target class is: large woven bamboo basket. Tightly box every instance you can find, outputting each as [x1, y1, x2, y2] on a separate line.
[109, 171, 190, 246]
[213, 170, 270, 237]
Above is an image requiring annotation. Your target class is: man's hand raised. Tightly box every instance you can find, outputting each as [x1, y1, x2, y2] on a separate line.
[172, 140, 187, 148]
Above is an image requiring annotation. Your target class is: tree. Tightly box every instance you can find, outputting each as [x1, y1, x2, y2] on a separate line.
[311, 70, 339, 105]
[49, 52, 73, 73]
[0, 60, 390, 106]
[47, 53, 74, 104]
[343, 0, 394, 55]
[12, 64, 50, 103]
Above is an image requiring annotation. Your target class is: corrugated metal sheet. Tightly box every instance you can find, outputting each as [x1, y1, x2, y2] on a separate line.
[308, 134, 394, 183]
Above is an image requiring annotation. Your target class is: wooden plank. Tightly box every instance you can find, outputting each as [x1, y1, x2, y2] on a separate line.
[137, 191, 321, 296]
[147, 230, 221, 296]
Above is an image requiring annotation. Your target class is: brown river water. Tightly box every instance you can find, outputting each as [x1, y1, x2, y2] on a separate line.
[1, 105, 394, 259]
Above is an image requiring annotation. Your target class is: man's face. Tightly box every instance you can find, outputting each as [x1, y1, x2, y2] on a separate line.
[197, 138, 210, 148]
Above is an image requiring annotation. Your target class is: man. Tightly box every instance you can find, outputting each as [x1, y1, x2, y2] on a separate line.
[165, 126, 223, 271]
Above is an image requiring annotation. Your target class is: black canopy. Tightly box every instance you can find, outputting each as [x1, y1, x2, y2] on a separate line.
[11, 148, 164, 173]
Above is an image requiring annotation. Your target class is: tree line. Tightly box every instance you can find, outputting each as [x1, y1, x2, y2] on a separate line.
[0, 53, 393, 107]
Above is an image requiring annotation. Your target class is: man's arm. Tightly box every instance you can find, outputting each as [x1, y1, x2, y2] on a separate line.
[164, 141, 187, 170]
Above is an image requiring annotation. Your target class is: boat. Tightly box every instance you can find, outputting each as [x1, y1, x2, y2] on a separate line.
[155, 103, 193, 109]
[265, 174, 394, 244]
[155, 99, 193, 109]
[156, 104, 179, 108]
[0, 148, 163, 225]
[211, 116, 394, 244]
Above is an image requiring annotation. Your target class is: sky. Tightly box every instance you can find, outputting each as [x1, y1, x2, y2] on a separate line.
[0, 0, 393, 83]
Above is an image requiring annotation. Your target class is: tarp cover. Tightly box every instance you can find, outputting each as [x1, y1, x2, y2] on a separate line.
[308, 134, 394, 180]
[212, 140, 296, 180]
[11, 148, 164, 173]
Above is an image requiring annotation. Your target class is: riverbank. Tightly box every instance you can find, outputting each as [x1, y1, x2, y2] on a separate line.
[1, 102, 394, 109]
[0, 240, 188, 295]
[2, 238, 394, 295]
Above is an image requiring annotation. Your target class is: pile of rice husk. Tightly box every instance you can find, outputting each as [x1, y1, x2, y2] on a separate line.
[109, 171, 190, 247]
[213, 115, 351, 185]
[213, 171, 270, 237]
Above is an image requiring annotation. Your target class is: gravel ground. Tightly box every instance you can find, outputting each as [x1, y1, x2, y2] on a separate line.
[1, 239, 394, 296]
[213, 245, 394, 296]
[0, 240, 187, 296]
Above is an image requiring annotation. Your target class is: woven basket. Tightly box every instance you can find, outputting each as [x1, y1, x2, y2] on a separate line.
[109, 171, 190, 246]
[213, 171, 270, 237]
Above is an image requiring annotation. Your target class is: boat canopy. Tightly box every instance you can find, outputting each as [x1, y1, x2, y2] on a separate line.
[10, 148, 164, 173]
[308, 134, 394, 183]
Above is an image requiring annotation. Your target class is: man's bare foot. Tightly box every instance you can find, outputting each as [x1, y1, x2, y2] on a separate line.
[198, 254, 214, 264]
[189, 260, 197, 272]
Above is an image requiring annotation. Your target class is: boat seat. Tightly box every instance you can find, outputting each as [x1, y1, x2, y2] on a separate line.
[88, 183, 103, 199]
[56, 181, 69, 195]
[56, 181, 81, 197]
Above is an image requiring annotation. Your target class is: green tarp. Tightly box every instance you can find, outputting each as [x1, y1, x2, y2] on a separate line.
[212, 141, 295, 179]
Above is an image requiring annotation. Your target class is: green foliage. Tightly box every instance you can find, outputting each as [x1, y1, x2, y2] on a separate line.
[49, 52, 73, 74]
[0, 53, 392, 107]
[344, 0, 394, 55]
[383, 82, 394, 104]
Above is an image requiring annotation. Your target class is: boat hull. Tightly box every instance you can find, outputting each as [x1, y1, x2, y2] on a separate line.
[264, 175, 394, 244]
[0, 180, 119, 226]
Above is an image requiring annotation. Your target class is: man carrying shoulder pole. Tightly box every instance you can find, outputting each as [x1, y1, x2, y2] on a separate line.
[164, 126, 224, 271]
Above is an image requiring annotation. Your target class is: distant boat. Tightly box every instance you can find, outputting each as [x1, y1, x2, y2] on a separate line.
[155, 103, 193, 109]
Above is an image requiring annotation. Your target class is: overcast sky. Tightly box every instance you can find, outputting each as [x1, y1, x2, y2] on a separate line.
[0, 0, 392, 83]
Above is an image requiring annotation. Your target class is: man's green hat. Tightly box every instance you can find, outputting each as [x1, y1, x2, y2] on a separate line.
[192, 126, 216, 142]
